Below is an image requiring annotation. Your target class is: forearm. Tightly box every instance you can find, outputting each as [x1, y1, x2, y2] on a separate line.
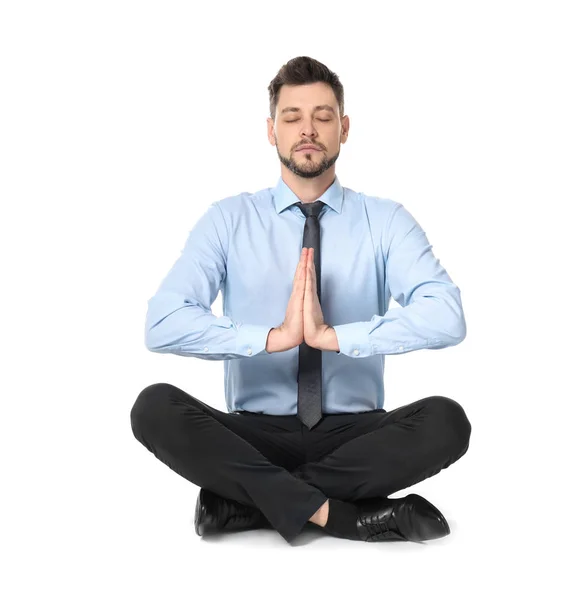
[333, 289, 466, 358]
[145, 294, 272, 360]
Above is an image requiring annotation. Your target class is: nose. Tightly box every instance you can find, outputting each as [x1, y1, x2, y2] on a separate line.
[300, 121, 318, 138]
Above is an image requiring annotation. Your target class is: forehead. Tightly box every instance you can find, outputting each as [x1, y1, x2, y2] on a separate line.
[278, 82, 338, 113]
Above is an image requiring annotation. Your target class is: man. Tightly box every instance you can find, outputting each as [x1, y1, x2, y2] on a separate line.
[130, 56, 471, 545]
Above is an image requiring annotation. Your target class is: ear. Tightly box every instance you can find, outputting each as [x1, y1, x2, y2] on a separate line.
[340, 115, 350, 142]
[266, 117, 276, 147]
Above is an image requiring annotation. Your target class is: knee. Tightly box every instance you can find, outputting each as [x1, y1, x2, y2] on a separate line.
[427, 395, 472, 454]
[130, 382, 175, 439]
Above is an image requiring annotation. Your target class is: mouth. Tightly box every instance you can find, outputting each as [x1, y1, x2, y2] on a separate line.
[296, 146, 322, 152]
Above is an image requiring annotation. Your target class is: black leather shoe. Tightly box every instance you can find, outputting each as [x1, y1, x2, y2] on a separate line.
[194, 488, 270, 536]
[355, 493, 450, 542]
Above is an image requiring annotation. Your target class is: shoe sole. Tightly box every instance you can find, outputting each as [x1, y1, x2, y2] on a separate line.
[195, 489, 212, 536]
[194, 491, 203, 536]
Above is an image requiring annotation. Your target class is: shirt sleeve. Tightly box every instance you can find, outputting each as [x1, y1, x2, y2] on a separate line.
[333, 202, 467, 358]
[144, 202, 272, 360]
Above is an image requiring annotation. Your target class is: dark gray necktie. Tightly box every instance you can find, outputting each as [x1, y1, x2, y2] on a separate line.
[294, 200, 325, 430]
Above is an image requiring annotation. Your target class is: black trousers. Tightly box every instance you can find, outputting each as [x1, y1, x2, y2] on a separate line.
[130, 383, 472, 543]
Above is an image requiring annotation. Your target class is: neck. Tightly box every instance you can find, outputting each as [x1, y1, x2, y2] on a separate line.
[281, 167, 336, 203]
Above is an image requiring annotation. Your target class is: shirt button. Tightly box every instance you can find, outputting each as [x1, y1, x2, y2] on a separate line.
[247, 348, 252, 355]
[353, 349, 360, 356]
[204, 347, 209, 353]
[398, 345, 404, 351]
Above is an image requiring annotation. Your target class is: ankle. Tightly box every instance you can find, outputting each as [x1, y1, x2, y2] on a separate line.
[309, 499, 329, 527]
[319, 498, 360, 540]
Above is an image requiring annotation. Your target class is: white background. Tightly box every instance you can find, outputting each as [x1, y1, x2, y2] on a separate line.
[2, 1, 580, 598]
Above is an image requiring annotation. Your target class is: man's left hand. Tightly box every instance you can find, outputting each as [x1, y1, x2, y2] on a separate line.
[303, 247, 337, 350]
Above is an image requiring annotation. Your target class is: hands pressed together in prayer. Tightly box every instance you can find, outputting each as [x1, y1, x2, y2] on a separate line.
[266, 247, 340, 354]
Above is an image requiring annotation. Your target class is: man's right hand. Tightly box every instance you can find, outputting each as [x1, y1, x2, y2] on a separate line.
[266, 248, 307, 353]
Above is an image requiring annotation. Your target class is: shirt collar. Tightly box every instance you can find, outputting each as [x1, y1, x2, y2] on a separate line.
[272, 175, 344, 215]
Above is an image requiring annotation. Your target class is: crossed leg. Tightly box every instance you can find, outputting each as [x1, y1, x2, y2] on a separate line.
[292, 396, 472, 502]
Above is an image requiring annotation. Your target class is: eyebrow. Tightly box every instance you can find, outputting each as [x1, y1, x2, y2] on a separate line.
[280, 104, 335, 115]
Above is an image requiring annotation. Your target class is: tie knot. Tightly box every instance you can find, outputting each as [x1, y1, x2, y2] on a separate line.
[295, 200, 325, 219]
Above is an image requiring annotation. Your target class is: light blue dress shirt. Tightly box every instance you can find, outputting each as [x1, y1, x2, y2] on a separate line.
[145, 175, 466, 415]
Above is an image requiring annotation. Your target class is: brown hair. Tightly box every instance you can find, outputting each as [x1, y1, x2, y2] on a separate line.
[267, 56, 345, 120]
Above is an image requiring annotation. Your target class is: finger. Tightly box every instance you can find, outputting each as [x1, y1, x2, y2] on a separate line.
[295, 250, 307, 294]
[295, 248, 306, 280]
[305, 256, 311, 291]
[307, 249, 315, 292]
[297, 247, 306, 269]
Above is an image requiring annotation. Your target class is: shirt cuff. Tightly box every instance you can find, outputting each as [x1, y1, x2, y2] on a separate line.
[236, 323, 273, 357]
[333, 322, 375, 358]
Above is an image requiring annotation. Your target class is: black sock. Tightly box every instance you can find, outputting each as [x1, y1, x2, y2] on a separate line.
[322, 498, 360, 541]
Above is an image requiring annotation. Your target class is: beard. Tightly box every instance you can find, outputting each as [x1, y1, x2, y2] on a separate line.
[276, 144, 340, 179]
